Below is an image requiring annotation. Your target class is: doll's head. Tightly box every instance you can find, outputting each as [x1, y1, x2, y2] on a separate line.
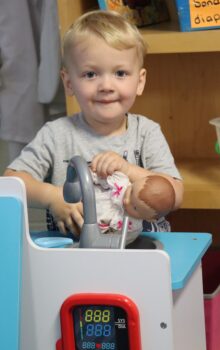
[124, 175, 176, 221]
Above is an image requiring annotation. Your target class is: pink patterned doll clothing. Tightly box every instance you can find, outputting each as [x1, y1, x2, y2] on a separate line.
[91, 171, 143, 244]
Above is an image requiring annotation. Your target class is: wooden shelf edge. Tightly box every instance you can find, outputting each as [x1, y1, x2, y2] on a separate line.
[177, 159, 220, 209]
[140, 23, 220, 54]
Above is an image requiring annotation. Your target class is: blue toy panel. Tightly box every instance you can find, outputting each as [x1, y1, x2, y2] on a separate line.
[143, 231, 212, 289]
[30, 231, 75, 248]
[0, 197, 23, 350]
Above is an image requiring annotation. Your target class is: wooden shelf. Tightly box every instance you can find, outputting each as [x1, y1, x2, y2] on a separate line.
[140, 22, 220, 54]
[177, 159, 220, 209]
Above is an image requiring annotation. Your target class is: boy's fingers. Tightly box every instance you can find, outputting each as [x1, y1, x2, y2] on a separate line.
[95, 158, 107, 176]
[92, 152, 112, 172]
[65, 217, 79, 235]
[92, 152, 123, 177]
[91, 153, 103, 171]
[77, 202, 84, 216]
[107, 160, 119, 175]
[70, 211, 84, 228]
[57, 221, 67, 234]
[95, 157, 117, 177]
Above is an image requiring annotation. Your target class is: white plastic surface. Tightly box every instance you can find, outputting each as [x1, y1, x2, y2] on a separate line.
[21, 244, 174, 350]
[0, 178, 207, 350]
[173, 264, 206, 350]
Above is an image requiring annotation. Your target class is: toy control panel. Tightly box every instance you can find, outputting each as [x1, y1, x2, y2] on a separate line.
[56, 294, 141, 350]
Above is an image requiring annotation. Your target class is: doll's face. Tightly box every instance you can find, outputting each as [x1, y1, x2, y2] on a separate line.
[124, 178, 157, 220]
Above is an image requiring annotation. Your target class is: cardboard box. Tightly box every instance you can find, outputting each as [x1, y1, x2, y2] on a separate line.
[175, 0, 220, 32]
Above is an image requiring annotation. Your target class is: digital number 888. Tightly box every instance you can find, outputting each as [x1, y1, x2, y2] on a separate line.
[85, 309, 110, 323]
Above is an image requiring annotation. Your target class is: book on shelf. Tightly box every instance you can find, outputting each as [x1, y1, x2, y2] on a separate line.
[98, 0, 170, 27]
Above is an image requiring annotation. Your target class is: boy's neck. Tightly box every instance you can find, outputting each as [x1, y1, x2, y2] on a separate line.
[83, 114, 128, 137]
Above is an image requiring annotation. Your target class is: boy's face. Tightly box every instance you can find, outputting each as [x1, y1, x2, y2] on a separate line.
[61, 35, 146, 130]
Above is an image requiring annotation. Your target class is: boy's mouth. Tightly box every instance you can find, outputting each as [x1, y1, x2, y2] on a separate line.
[96, 99, 118, 104]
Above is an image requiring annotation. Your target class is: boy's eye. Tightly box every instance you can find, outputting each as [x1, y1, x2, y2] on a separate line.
[83, 71, 97, 79]
[115, 70, 127, 78]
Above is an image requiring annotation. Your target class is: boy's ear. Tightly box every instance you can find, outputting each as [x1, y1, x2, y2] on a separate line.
[60, 68, 74, 96]
[136, 68, 147, 96]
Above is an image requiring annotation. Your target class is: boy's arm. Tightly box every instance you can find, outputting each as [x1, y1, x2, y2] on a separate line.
[4, 169, 58, 208]
[91, 152, 183, 210]
[3, 169, 83, 233]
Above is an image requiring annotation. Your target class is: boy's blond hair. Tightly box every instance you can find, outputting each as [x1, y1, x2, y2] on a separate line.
[63, 10, 146, 68]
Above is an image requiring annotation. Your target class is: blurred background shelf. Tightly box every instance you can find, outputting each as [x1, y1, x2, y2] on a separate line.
[57, 0, 220, 55]
[140, 23, 220, 54]
[178, 159, 220, 209]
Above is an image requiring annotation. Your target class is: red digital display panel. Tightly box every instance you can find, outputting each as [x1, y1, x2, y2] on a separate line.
[56, 294, 141, 350]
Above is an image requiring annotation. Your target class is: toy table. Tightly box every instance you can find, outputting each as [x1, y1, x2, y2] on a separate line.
[0, 177, 211, 350]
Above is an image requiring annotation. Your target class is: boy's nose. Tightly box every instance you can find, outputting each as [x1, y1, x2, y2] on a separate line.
[98, 75, 114, 92]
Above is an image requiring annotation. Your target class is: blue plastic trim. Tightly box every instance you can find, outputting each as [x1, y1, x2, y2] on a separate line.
[142, 231, 212, 290]
[34, 237, 73, 248]
[0, 197, 23, 350]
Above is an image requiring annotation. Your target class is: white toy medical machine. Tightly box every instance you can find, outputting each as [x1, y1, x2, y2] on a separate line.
[0, 156, 211, 350]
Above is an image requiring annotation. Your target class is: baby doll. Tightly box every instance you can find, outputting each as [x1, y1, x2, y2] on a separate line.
[91, 170, 176, 244]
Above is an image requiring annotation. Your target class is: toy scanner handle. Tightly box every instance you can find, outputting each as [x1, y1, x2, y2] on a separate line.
[63, 156, 123, 249]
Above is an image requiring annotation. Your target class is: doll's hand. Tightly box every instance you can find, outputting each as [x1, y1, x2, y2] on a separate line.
[91, 151, 130, 178]
[48, 187, 84, 235]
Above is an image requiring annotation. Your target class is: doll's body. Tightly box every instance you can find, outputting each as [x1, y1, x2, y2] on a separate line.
[91, 171, 142, 244]
[91, 171, 176, 244]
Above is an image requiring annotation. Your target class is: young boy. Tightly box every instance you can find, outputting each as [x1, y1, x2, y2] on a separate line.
[4, 10, 183, 239]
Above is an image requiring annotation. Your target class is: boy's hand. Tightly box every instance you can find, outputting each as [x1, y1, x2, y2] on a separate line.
[48, 187, 84, 235]
[91, 151, 130, 178]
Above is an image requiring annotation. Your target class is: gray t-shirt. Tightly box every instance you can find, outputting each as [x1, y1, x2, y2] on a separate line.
[9, 112, 181, 182]
[9, 112, 181, 233]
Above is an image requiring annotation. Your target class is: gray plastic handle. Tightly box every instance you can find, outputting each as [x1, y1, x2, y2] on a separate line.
[64, 156, 97, 224]
[63, 156, 124, 249]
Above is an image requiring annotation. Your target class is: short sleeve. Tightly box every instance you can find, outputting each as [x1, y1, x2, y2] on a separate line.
[141, 123, 182, 179]
[7, 123, 54, 181]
